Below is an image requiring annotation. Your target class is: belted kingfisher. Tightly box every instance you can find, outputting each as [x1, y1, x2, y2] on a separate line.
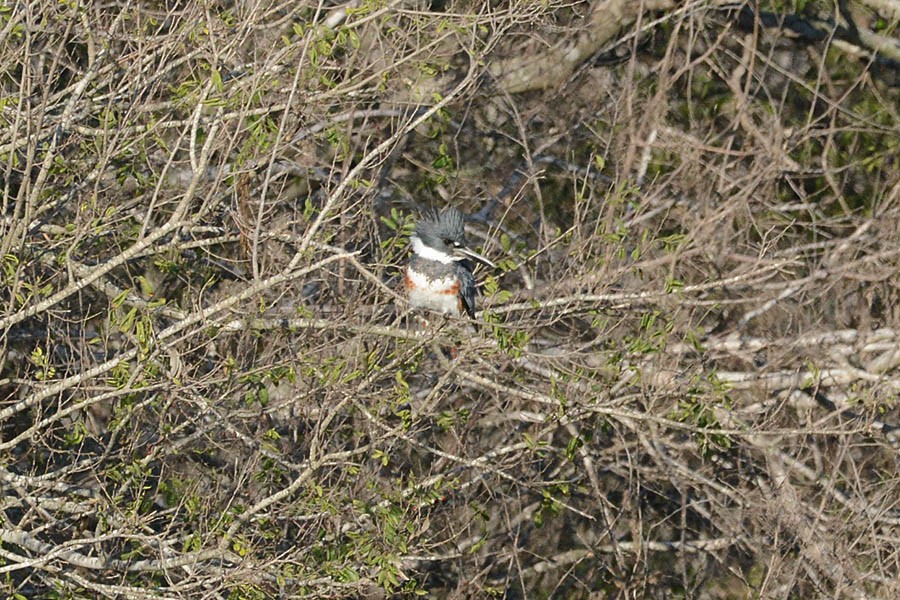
[405, 207, 494, 318]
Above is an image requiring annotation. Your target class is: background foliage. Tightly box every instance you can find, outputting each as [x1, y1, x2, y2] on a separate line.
[1, 1, 898, 597]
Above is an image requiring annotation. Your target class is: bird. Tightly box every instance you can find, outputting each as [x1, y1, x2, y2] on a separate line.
[405, 207, 494, 318]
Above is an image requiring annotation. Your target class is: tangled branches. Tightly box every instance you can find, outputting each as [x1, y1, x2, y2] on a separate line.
[1, 1, 898, 597]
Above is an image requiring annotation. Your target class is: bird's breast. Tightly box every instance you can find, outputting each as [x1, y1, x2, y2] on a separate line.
[405, 265, 462, 315]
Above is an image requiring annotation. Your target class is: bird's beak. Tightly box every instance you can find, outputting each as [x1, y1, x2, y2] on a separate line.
[453, 246, 495, 269]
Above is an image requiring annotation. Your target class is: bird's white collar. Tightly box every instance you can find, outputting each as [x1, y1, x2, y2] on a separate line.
[411, 235, 455, 264]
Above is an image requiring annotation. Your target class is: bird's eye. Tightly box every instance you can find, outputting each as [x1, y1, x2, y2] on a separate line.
[443, 238, 453, 246]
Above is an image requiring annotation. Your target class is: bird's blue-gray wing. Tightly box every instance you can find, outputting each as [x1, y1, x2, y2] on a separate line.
[457, 264, 476, 318]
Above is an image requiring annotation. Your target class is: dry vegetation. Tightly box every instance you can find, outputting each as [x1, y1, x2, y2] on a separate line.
[1, 0, 899, 598]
